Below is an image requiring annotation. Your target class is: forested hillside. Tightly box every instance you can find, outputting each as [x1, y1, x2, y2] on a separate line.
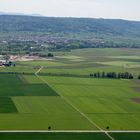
[0, 15, 140, 51]
[0, 15, 140, 36]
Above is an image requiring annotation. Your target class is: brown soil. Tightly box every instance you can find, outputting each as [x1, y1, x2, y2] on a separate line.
[132, 98, 140, 104]
[133, 80, 140, 85]
[132, 80, 140, 93]
[133, 87, 140, 93]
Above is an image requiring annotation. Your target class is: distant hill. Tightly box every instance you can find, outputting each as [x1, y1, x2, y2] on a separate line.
[0, 15, 140, 37]
[0, 15, 140, 50]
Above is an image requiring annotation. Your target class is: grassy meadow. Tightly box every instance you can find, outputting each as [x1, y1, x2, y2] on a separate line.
[0, 74, 94, 130]
[0, 132, 140, 140]
[0, 133, 110, 140]
[34, 76, 140, 130]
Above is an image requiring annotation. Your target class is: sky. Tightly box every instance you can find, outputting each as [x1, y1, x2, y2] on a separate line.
[0, 0, 140, 21]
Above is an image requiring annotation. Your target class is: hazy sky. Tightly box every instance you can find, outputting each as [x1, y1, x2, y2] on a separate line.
[0, 0, 140, 21]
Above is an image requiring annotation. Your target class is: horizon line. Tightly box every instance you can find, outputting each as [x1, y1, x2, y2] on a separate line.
[0, 12, 140, 22]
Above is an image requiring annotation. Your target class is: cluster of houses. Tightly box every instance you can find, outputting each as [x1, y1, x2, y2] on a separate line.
[0, 61, 15, 67]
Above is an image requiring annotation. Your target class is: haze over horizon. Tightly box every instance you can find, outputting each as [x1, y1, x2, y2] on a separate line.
[0, 0, 140, 21]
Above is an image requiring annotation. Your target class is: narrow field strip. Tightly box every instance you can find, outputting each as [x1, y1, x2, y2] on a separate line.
[0, 130, 140, 133]
[34, 68, 116, 140]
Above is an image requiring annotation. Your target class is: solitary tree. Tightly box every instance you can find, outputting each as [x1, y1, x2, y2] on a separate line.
[48, 126, 51, 131]
[106, 126, 110, 130]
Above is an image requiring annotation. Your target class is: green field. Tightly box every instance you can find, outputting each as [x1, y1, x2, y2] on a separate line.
[0, 74, 94, 130]
[0, 133, 110, 140]
[0, 132, 140, 140]
[13, 48, 140, 76]
[0, 75, 58, 96]
[0, 97, 17, 113]
[0, 75, 139, 130]
[111, 133, 140, 140]
[0, 48, 140, 139]
[33, 76, 140, 130]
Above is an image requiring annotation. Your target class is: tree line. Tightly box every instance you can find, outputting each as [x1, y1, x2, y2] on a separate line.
[90, 72, 140, 79]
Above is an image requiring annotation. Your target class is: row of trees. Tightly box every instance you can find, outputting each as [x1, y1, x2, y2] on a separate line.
[90, 72, 135, 79]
